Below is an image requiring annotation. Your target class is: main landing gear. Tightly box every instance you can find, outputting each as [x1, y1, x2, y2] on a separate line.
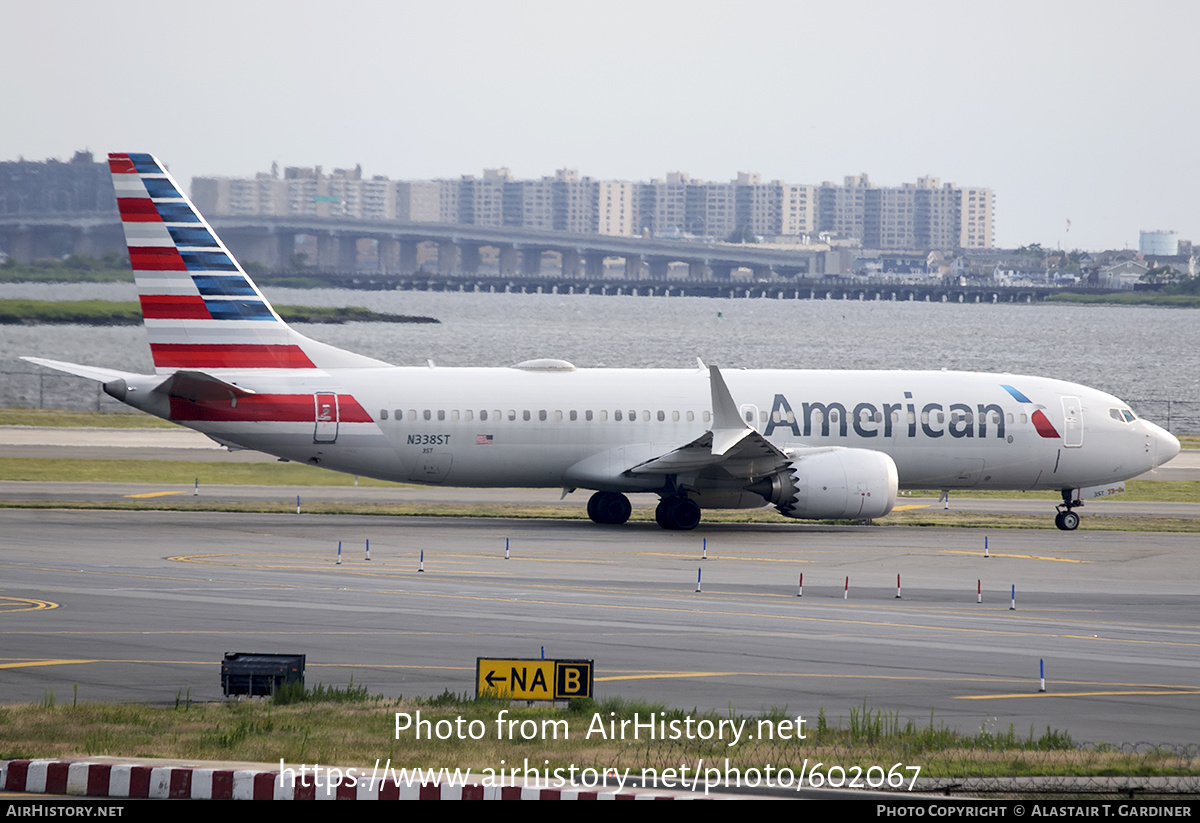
[655, 495, 702, 531]
[586, 491, 631, 525]
[584, 491, 703, 530]
[1054, 490, 1081, 531]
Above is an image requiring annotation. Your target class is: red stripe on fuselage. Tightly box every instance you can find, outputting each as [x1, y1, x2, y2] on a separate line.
[150, 344, 316, 369]
[129, 247, 187, 271]
[169, 393, 372, 424]
[117, 198, 161, 222]
[1032, 409, 1061, 438]
[108, 154, 136, 174]
[140, 295, 211, 320]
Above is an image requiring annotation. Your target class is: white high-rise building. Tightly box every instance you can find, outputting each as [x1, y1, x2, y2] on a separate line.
[193, 165, 993, 249]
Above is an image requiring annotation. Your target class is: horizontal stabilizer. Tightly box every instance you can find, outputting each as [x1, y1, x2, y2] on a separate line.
[21, 356, 138, 385]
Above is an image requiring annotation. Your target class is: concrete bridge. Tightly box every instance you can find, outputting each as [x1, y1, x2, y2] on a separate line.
[0, 212, 827, 279]
[210, 215, 831, 280]
[330, 271, 1065, 303]
[0, 212, 1100, 303]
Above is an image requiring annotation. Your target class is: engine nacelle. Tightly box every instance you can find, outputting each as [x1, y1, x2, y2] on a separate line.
[750, 447, 898, 520]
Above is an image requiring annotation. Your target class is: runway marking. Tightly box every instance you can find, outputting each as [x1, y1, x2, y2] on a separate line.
[892, 504, 931, 511]
[7, 554, 1196, 649]
[597, 673, 1200, 697]
[8, 562, 1195, 643]
[5, 655, 1194, 695]
[388, 551, 617, 566]
[280, 590, 1125, 643]
[124, 491, 186, 499]
[10, 557, 1199, 642]
[939, 550, 1088, 563]
[1060, 634, 1200, 648]
[635, 552, 812, 563]
[0, 657, 470, 671]
[171, 550, 617, 567]
[596, 671, 1030, 685]
[0, 659, 98, 670]
[957, 689, 1200, 700]
[0, 596, 58, 613]
[167, 553, 519, 576]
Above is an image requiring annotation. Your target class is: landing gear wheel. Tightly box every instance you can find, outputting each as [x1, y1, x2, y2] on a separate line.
[655, 497, 674, 529]
[587, 491, 631, 525]
[1055, 490, 1082, 531]
[655, 496, 702, 530]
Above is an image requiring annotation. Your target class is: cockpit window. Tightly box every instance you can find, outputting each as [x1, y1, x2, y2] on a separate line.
[1122, 409, 1136, 423]
[1110, 408, 1137, 423]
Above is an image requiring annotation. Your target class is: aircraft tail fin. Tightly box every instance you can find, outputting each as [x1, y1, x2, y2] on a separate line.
[109, 152, 388, 373]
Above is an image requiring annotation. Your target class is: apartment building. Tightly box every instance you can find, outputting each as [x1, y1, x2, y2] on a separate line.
[190, 164, 994, 250]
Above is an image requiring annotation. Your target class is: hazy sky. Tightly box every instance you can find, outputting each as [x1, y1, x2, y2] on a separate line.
[4, 0, 1196, 250]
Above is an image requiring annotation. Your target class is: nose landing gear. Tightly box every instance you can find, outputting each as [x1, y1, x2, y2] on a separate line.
[1054, 490, 1081, 531]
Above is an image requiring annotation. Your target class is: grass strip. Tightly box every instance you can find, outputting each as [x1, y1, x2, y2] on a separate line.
[0, 457, 402, 486]
[902, 480, 1200, 503]
[0, 299, 142, 325]
[0, 263, 134, 283]
[0, 457, 1194, 500]
[0, 496, 1196, 532]
[0, 455, 1196, 529]
[0, 300, 436, 325]
[0, 409, 177, 428]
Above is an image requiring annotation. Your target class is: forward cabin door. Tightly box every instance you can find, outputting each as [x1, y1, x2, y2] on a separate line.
[1061, 396, 1082, 448]
[314, 392, 339, 443]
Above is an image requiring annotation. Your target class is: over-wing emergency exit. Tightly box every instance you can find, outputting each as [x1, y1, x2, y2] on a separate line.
[24, 153, 1180, 531]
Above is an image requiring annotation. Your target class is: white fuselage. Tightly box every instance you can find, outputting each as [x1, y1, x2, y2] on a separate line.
[143, 365, 1175, 497]
[36, 151, 1182, 530]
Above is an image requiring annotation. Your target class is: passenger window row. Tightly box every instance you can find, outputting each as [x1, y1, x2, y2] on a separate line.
[376, 407, 1038, 427]
[378, 409, 713, 424]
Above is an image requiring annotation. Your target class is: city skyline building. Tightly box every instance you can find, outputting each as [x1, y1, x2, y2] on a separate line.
[0, 152, 996, 253]
[191, 164, 996, 251]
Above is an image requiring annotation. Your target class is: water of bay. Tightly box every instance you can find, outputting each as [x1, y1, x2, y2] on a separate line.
[2, 282, 1195, 407]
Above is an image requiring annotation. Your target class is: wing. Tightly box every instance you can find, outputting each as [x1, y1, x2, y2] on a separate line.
[626, 366, 790, 481]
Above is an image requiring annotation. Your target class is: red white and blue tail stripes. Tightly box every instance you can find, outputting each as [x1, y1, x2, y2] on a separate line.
[110, 152, 317, 372]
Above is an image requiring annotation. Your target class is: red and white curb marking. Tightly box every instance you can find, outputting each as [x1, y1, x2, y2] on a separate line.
[2, 760, 691, 800]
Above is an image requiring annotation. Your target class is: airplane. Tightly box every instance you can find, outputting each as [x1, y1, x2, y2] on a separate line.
[24, 153, 1181, 531]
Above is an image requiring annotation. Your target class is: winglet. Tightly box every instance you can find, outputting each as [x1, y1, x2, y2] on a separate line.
[621, 367, 788, 478]
[709, 366, 752, 455]
[709, 366, 746, 430]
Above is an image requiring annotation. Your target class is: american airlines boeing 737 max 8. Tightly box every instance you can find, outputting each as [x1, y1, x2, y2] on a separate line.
[24, 153, 1181, 530]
